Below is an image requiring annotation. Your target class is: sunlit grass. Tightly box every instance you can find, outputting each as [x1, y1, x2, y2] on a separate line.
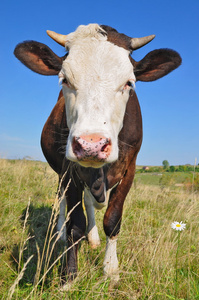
[0, 159, 199, 299]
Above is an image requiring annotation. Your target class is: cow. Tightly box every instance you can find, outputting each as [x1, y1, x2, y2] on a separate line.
[14, 24, 181, 286]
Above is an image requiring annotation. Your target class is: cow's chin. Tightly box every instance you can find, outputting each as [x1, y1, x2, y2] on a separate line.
[67, 154, 118, 168]
[77, 160, 105, 168]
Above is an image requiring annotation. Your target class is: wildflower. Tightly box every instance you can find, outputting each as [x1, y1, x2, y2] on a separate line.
[171, 221, 186, 297]
[171, 221, 186, 231]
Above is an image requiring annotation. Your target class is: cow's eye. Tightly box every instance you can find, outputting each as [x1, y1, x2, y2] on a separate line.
[126, 81, 132, 88]
[60, 77, 71, 88]
[121, 80, 135, 94]
[124, 81, 135, 90]
[62, 78, 68, 85]
[59, 71, 72, 88]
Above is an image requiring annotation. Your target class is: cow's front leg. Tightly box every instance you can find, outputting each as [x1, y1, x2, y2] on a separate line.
[62, 177, 86, 284]
[103, 235, 119, 280]
[103, 160, 136, 281]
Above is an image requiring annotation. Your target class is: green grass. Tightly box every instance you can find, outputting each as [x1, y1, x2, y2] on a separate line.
[135, 171, 193, 187]
[0, 159, 199, 299]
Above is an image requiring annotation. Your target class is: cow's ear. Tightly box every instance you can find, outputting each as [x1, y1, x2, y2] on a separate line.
[14, 41, 64, 75]
[133, 49, 182, 82]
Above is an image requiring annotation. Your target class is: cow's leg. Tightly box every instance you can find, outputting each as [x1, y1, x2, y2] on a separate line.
[84, 187, 101, 248]
[57, 187, 67, 242]
[103, 159, 136, 280]
[64, 176, 86, 282]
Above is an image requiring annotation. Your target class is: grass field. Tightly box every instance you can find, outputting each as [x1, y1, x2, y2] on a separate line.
[0, 159, 199, 299]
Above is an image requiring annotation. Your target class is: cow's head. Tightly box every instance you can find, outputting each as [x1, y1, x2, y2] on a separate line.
[14, 24, 181, 168]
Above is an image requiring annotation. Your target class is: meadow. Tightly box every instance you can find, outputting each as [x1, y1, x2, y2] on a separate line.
[0, 159, 199, 299]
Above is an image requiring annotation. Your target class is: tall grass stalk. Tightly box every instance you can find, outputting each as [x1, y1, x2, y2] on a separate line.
[12, 198, 34, 300]
[18, 199, 31, 273]
[8, 255, 34, 300]
[6, 196, 34, 299]
[33, 172, 71, 295]
[38, 178, 71, 294]
[25, 236, 85, 300]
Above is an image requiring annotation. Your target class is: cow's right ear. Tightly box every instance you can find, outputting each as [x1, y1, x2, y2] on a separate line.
[14, 41, 64, 75]
[133, 49, 182, 82]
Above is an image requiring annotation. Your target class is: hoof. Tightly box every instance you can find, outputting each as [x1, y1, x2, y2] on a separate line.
[104, 269, 120, 284]
[89, 239, 101, 249]
[60, 275, 77, 292]
[87, 225, 101, 249]
[60, 281, 74, 292]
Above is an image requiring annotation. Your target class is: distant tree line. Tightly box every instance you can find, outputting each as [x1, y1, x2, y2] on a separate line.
[137, 160, 199, 173]
[162, 160, 199, 172]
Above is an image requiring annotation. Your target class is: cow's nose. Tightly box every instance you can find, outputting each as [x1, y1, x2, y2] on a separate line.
[72, 134, 112, 162]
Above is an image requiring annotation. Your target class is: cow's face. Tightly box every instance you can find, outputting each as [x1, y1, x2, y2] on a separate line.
[59, 25, 135, 167]
[14, 24, 181, 168]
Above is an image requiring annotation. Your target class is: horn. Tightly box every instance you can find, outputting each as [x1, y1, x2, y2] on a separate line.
[131, 35, 155, 50]
[46, 30, 68, 47]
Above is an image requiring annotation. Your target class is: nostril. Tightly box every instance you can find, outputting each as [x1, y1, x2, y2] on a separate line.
[101, 140, 111, 153]
[72, 138, 84, 157]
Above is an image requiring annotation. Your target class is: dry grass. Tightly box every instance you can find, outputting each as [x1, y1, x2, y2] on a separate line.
[0, 159, 199, 299]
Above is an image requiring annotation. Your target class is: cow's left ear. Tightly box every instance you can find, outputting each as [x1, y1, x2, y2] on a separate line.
[14, 41, 64, 75]
[133, 49, 182, 82]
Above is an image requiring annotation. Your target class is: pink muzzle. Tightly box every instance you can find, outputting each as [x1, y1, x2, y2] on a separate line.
[72, 134, 112, 163]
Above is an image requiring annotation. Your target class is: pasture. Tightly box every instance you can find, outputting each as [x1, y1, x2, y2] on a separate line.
[0, 159, 199, 299]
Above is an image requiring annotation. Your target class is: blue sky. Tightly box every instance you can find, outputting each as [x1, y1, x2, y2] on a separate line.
[0, 0, 198, 166]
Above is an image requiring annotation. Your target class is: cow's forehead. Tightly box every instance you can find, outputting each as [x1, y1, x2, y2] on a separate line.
[61, 24, 134, 88]
[65, 24, 107, 47]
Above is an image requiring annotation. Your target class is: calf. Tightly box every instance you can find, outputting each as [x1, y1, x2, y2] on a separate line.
[14, 24, 181, 285]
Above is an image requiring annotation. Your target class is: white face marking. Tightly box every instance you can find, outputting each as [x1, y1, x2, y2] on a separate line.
[59, 24, 135, 166]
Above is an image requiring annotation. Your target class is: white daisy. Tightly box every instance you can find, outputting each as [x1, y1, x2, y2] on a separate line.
[171, 221, 186, 231]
